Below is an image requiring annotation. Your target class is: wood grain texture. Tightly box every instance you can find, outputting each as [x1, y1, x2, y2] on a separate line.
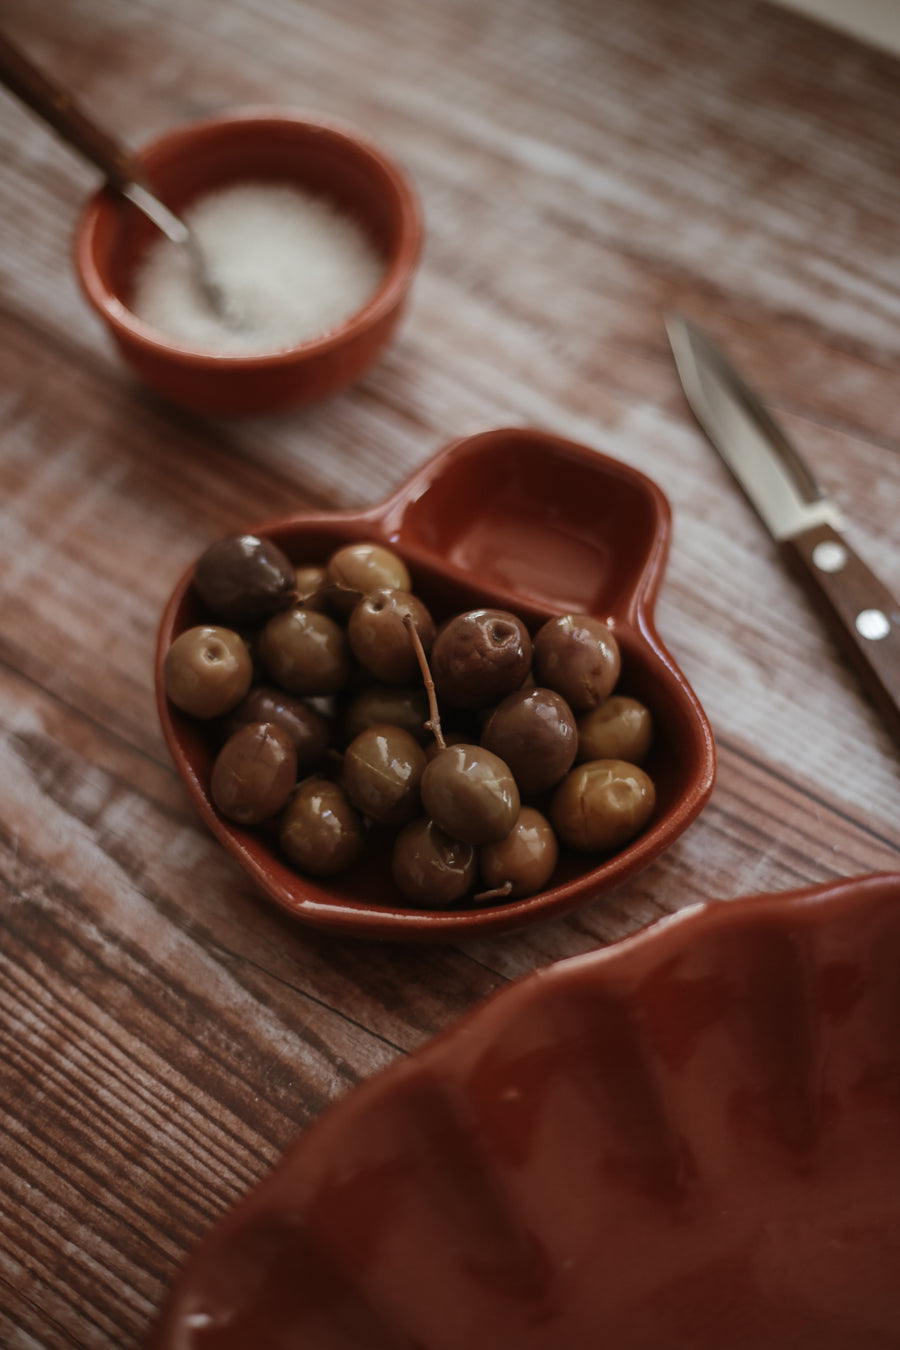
[1, 0, 899, 1344]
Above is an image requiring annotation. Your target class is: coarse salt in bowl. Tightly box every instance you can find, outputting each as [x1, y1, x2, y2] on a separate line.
[129, 182, 387, 357]
[74, 108, 423, 416]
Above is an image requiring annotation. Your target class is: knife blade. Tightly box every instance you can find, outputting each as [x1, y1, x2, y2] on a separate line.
[666, 313, 900, 746]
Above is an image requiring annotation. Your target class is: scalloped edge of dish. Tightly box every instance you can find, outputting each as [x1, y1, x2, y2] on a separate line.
[146, 872, 900, 1348]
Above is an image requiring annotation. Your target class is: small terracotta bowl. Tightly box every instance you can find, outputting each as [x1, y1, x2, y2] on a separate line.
[155, 427, 716, 941]
[74, 108, 423, 415]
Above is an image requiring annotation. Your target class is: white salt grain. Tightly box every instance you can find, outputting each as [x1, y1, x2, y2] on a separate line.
[129, 182, 386, 356]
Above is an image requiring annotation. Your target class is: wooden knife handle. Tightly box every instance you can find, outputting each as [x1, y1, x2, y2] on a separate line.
[0, 30, 142, 192]
[780, 521, 900, 747]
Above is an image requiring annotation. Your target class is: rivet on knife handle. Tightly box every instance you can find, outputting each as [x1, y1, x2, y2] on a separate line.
[780, 522, 900, 743]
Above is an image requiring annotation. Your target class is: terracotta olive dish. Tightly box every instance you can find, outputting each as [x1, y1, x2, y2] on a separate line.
[144, 872, 900, 1348]
[74, 108, 422, 415]
[155, 427, 716, 941]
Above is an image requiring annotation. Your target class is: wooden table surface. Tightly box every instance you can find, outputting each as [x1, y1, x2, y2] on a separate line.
[2, 0, 899, 1344]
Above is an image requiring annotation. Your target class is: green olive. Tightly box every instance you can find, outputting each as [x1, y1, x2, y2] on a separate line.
[479, 807, 558, 898]
[279, 777, 365, 876]
[576, 696, 653, 765]
[550, 759, 655, 853]
[211, 722, 297, 825]
[259, 606, 351, 696]
[163, 625, 252, 718]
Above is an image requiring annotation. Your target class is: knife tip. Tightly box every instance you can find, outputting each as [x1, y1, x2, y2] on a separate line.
[664, 312, 694, 366]
[664, 311, 700, 343]
[665, 314, 724, 376]
[664, 311, 696, 360]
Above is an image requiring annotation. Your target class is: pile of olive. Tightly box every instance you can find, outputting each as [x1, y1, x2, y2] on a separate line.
[163, 534, 657, 909]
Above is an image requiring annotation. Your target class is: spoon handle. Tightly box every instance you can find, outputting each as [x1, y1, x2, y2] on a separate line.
[0, 29, 195, 250]
[0, 31, 230, 319]
[0, 29, 145, 193]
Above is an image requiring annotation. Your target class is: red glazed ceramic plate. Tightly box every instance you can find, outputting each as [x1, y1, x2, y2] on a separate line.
[145, 873, 900, 1349]
[155, 427, 716, 940]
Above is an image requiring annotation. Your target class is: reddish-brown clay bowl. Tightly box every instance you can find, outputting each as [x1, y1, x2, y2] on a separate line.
[155, 426, 716, 941]
[145, 872, 900, 1348]
[74, 108, 423, 415]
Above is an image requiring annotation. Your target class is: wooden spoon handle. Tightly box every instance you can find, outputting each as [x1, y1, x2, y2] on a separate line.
[780, 521, 900, 747]
[0, 29, 143, 192]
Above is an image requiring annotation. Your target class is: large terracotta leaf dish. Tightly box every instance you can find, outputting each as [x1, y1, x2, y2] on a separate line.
[146, 872, 900, 1348]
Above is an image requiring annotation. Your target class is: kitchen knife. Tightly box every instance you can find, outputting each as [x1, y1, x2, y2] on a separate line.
[666, 313, 900, 746]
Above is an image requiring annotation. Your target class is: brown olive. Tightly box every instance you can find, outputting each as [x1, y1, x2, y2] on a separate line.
[431, 608, 532, 709]
[480, 687, 577, 795]
[420, 743, 520, 844]
[211, 722, 297, 825]
[347, 589, 435, 683]
[163, 625, 253, 718]
[479, 807, 559, 898]
[343, 725, 426, 826]
[294, 564, 330, 611]
[576, 696, 653, 765]
[193, 534, 295, 624]
[326, 542, 412, 615]
[343, 684, 431, 745]
[227, 685, 329, 773]
[391, 817, 477, 907]
[532, 614, 621, 711]
[550, 759, 655, 852]
[279, 777, 365, 876]
[259, 606, 351, 696]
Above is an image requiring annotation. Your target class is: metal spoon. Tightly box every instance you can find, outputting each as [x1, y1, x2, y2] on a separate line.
[0, 29, 229, 320]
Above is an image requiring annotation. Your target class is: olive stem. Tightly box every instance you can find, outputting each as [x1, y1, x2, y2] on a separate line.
[402, 613, 445, 751]
[472, 881, 514, 903]
[299, 582, 364, 609]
